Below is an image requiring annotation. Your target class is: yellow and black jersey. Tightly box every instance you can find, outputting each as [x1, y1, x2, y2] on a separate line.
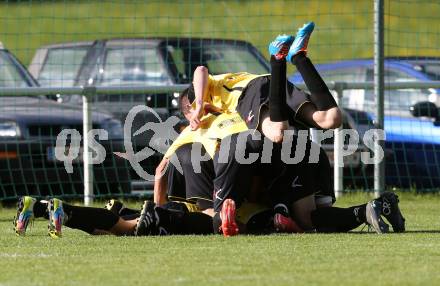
[200, 72, 268, 113]
[165, 72, 314, 159]
[165, 73, 268, 159]
[164, 112, 248, 159]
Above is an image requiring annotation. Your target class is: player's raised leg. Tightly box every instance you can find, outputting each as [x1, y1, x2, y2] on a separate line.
[287, 22, 342, 129]
[260, 34, 294, 142]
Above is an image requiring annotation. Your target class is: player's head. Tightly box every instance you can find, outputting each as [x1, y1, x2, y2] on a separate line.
[179, 83, 195, 121]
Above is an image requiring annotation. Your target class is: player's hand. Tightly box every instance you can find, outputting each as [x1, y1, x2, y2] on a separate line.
[189, 105, 204, 130]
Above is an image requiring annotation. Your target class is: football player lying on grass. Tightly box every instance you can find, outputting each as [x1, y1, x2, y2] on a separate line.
[13, 196, 285, 237]
[13, 187, 405, 237]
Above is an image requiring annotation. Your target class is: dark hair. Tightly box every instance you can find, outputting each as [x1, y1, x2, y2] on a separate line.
[178, 83, 195, 114]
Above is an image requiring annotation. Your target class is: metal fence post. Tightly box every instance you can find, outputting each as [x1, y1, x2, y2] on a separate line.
[83, 86, 96, 206]
[309, 128, 318, 143]
[374, 0, 385, 197]
[334, 85, 344, 198]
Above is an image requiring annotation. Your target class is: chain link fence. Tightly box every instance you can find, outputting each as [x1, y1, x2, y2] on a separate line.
[0, 0, 439, 202]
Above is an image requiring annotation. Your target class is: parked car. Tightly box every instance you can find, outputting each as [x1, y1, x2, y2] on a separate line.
[29, 38, 373, 189]
[289, 58, 440, 188]
[28, 38, 272, 186]
[29, 41, 92, 88]
[28, 37, 270, 109]
[0, 45, 130, 200]
[317, 107, 374, 188]
[387, 56, 440, 81]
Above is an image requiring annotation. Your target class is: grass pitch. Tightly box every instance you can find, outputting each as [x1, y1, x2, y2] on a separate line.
[1, 192, 440, 286]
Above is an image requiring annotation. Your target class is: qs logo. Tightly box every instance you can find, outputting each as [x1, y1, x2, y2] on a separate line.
[55, 105, 182, 181]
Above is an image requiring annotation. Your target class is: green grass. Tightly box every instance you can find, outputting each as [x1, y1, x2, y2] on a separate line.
[1, 193, 440, 286]
[1, 0, 439, 67]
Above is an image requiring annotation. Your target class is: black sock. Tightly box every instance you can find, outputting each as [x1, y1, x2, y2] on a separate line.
[269, 56, 288, 121]
[311, 204, 367, 233]
[212, 212, 222, 234]
[155, 207, 213, 235]
[292, 54, 337, 110]
[34, 200, 48, 218]
[352, 204, 367, 223]
[154, 207, 184, 234]
[62, 203, 120, 234]
[246, 210, 275, 234]
[121, 213, 140, 220]
[180, 212, 214, 235]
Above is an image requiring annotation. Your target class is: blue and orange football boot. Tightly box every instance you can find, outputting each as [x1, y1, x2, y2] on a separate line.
[287, 22, 315, 62]
[268, 34, 295, 60]
[13, 196, 36, 236]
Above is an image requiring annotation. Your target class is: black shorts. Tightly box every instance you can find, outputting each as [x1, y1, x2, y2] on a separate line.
[213, 132, 320, 213]
[260, 139, 318, 204]
[237, 76, 312, 130]
[237, 77, 332, 203]
[213, 133, 261, 211]
[167, 143, 214, 209]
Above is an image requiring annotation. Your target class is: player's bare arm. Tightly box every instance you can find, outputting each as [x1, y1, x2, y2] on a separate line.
[189, 65, 209, 130]
[154, 157, 170, 206]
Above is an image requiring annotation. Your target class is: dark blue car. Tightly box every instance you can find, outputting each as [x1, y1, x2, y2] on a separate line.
[289, 59, 440, 189]
[0, 47, 130, 200]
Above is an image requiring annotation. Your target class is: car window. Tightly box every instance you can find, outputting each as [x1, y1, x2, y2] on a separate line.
[366, 68, 431, 114]
[38, 47, 89, 87]
[420, 63, 440, 80]
[204, 45, 268, 75]
[320, 67, 364, 82]
[99, 47, 170, 86]
[167, 43, 268, 81]
[0, 51, 29, 88]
